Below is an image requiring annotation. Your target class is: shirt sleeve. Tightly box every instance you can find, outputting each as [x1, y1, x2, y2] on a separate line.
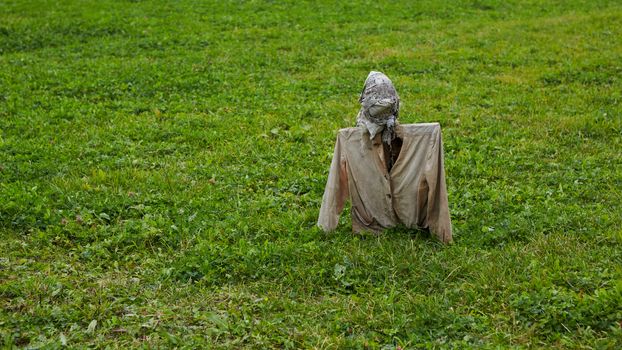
[317, 134, 349, 232]
[425, 126, 453, 243]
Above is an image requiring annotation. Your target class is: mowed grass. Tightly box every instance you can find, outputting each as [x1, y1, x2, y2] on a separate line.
[1, 0, 622, 348]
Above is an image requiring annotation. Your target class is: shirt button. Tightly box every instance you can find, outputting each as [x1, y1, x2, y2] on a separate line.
[386, 194, 392, 198]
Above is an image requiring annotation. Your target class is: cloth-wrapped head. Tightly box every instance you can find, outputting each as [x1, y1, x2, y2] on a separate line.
[356, 71, 400, 143]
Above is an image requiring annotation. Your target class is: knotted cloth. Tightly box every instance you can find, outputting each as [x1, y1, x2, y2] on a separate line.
[356, 71, 400, 144]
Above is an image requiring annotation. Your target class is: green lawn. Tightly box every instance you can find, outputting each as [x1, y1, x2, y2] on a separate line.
[1, 0, 621, 348]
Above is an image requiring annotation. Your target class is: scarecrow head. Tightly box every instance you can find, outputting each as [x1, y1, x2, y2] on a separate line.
[356, 71, 400, 143]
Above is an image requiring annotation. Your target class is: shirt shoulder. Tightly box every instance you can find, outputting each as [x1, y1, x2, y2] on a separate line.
[398, 122, 440, 136]
[337, 127, 367, 142]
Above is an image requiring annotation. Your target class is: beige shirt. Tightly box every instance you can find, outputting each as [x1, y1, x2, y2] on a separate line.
[317, 123, 453, 243]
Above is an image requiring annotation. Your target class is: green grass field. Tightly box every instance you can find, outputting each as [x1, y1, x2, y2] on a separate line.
[1, 0, 622, 348]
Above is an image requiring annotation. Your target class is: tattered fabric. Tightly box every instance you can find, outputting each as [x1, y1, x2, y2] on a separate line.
[356, 71, 400, 145]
